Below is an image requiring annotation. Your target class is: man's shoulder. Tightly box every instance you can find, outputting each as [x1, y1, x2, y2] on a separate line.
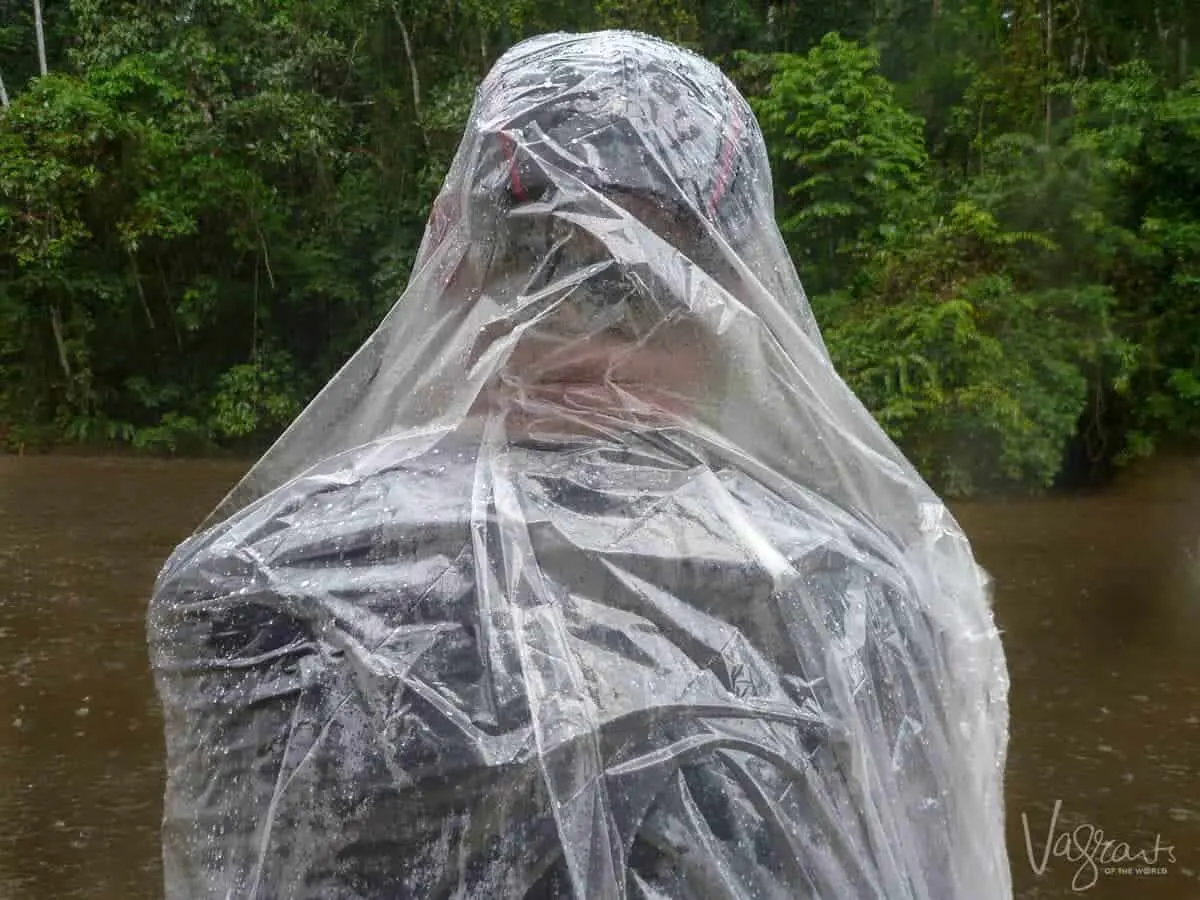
[154, 449, 477, 602]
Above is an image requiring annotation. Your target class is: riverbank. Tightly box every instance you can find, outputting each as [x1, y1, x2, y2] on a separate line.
[6, 436, 1197, 503]
[0, 437, 256, 463]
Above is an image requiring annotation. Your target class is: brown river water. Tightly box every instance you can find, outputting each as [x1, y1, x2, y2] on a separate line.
[0, 455, 1197, 899]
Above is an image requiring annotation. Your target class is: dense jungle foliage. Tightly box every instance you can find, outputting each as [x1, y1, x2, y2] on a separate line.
[1, 0, 1198, 495]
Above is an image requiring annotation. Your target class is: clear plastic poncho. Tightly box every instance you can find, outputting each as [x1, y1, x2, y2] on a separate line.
[149, 30, 1012, 900]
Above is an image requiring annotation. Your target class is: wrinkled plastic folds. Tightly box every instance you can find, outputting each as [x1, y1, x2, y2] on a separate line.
[149, 30, 1011, 900]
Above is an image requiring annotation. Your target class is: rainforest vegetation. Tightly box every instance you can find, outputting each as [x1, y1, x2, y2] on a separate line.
[2, 0, 1198, 495]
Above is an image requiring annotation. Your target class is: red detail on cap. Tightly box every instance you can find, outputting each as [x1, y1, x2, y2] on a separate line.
[707, 107, 744, 218]
[501, 132, 527, 201]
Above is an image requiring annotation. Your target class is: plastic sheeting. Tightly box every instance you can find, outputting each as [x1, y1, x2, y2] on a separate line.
[149, 30, 1012, 900]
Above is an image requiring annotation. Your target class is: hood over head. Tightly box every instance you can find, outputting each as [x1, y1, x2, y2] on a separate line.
[202, 30, 885, 527]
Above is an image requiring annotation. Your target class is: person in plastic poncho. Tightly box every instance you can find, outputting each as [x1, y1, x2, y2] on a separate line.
[149, 30, 1012, 900]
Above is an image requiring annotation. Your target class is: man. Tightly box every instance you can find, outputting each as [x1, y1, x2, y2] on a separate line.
[149, 30, 1012, 900]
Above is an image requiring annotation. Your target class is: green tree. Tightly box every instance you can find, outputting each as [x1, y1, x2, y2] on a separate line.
[821, 202, 1126, 495]
[744, 33, 931, 295]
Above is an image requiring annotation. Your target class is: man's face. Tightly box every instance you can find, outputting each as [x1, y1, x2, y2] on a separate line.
[501, 315, 708, 424]
[470, 195, 719, 433]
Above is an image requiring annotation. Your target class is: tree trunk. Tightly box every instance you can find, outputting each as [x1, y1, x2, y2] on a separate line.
[129, 250, 156, 329]
[392, 4, 425, 144]
[0, 68, 10, 107]
[50, 304, 72, 382]
[1044, 0, 1054, 145]
[33, 0, 48, 76]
